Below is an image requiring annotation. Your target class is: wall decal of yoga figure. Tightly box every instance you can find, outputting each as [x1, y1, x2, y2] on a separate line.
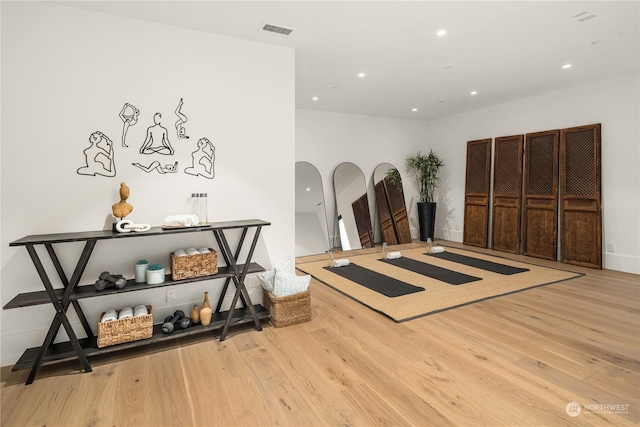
[132, 161, 178, 174]
[77, 131, 116, 177]
[174, 98, 189, 139]
[119, 103, 140, 147]
[140, 113, 174, 155]
[185, 137, 215, 179]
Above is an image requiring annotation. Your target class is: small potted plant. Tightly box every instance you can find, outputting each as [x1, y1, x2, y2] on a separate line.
[405, 149, 445, 241]
[135, 259, 149, 283]
[146, 263, 165, 285]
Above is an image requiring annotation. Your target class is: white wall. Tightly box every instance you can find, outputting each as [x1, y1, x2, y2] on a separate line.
[1, 3, 295, 365]
[296, 109, 430, 244]
[427, 72, 640, 274]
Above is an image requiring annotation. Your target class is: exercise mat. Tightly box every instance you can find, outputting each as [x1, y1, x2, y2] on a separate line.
[323, 263, 424, 298]
[380, 257, 481, 285]
[429, 251, 529, 275]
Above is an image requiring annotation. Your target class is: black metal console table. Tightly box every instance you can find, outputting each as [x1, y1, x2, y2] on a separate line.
[5, 219, 271, 385]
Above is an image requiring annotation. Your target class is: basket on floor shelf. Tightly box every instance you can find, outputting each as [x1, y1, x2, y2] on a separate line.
[171, 249, 218, 281]
[263, 289, 311, 328]
[97, 305, 153, 348]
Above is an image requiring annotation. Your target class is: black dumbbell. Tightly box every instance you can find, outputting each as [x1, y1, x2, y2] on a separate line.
[94, 273, 127, 291]
[162, 310, 185, 333]
[100, 271, 127, 289]
[180, 316, 192, 329]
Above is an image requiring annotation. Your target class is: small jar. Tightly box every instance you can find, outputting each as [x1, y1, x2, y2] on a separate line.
[191, 193, 200, 224]
[135, 260, 149, 283]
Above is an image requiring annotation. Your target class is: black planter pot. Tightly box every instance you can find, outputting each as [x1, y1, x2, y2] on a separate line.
[417, 201, 437, 241]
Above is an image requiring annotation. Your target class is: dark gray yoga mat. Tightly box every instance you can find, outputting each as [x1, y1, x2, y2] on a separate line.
[429, 251, 529, 275]
[323, 263, 424, 298]
[381, 257, 482, 286]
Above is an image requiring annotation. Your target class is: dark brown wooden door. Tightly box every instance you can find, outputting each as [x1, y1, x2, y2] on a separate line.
[463, 139, 492, 247]
[491, 135, 524, 254]
[374, 181, 399, 245]
[523, 130, 559, 260]
[560, 124, 602, 269]
[352, 194, 374, 248]
[384, 178, 412, 244]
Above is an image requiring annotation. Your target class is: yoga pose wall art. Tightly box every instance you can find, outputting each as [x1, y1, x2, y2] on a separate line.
[132, 161, 179, 174]
[185, 137, 215, 179]
[174, 98, 189, 139]
[118, 103, 140, 147]
[77, 131, 117, 177]
[140, 113, 174, 155]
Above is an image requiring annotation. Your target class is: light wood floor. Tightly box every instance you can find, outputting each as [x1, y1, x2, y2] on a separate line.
[2, 241, 639, 426]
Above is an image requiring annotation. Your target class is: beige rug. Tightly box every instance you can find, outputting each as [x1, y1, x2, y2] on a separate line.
[296, 246, 582, 322]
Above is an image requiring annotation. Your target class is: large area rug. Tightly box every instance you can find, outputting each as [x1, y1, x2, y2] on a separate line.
[296, 246, 583, 322]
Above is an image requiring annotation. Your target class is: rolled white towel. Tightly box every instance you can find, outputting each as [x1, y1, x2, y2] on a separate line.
[185, 247, 199, 256]
[333, 259, 350, 268]
[430, 246, 445, 254]
[133, 305, 148, 317]
[386, 251, 402, 260]
[173, 249, 187, 258]
[198, 247, 211, 254]
[101, 309, 117, 323]
[164, 214, 199, 227]
[118, 307, 133, 320]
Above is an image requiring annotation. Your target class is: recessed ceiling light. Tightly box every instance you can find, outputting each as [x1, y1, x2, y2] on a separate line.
[470, 91, 478, 95]
[562, 64, 572, 69]
[412, 108, 418, 112]
[312, 97, 318, 101]
[436, 30, 447, 37]
[306, 188, 311, 192]
[358, 73, 366, 78]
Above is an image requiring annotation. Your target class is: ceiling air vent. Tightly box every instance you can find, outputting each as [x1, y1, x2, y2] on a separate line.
[260, 23, 293, 36]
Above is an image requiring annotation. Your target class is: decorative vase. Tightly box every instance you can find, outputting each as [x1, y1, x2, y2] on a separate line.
[135, 260, 149, 283]
[200, 292, 213, 326]
[190, 304, 200, 324]
[146, 267, 165, 285]
[417, 201, 437, 241]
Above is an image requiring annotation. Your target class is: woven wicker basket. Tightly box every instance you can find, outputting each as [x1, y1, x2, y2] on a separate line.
[171, 249, 218, 281]
[97, 305, 153, 348]
[263, 289, 311, 328]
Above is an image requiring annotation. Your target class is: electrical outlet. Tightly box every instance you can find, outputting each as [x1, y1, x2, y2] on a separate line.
[607, 243, 615, 253]
[166, 289, 176, 302]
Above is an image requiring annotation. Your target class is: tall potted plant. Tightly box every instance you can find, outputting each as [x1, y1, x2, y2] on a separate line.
[405, 150, 445, 241]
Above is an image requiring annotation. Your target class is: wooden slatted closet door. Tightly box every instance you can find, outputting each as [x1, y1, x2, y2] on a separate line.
[523, 130, 559, 260]
[491, 135, 524, 254]
[463, 139, 492, 247]
[384, 178, 413, 244]
[560, 124, 602, 269]
[374, 181, 399, 245]
[352, 194, 375, 248]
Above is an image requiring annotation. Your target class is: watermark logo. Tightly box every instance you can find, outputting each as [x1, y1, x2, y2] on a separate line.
[566, 402, 581, 417]
[565, 401, 630, 417]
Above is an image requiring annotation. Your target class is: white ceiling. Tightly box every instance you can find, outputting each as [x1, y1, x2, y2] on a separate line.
[59, 1, 639, 121]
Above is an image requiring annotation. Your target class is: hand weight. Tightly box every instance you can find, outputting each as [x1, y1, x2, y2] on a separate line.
[99, 271, 127, 289]
[162, 310, 185, 333]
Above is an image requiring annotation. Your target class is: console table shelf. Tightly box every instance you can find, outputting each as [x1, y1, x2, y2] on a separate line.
[4, 263, 264, 309]
[6, 218, 271, 384]
[13, 304, 269, 372]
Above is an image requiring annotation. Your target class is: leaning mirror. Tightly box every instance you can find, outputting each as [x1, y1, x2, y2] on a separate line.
[333, 162, 374, 251]
[295, 162, 330, 257]
[373, 163, 412, 245]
